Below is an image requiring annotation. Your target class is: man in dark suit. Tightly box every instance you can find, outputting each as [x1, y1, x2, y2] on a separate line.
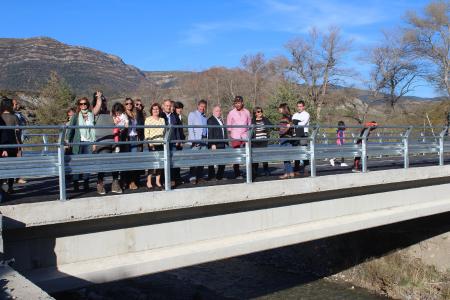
[207, 105, 228, 181]
[173, 101, 185, 184]
[161, 99, 182, 187]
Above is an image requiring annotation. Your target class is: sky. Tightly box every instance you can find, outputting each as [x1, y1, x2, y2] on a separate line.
[0, 0, 437, 97]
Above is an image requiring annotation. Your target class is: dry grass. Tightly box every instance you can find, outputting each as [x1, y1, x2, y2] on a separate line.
[342, 252, 450, 299]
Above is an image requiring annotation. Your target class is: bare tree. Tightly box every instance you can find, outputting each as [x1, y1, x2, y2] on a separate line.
[405, 1, 450, 98]
[369, 31, 419, 109]
[240, 52, 268, 107]
[285, 26, 351, 120]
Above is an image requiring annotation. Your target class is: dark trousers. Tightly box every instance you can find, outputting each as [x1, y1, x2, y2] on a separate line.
[189, 166, 204, 180]
[123, 136, 139, 185]
[97, 147, 119, 183]
[253, 162, 269, 173]
[231, 141, 245, 177]
[173, 144, 183, 182]
[252, 142, 269, 178]
[208, 165, 225, 180]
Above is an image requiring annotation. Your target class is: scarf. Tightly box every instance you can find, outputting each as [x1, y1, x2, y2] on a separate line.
[78, 110, 95, 142]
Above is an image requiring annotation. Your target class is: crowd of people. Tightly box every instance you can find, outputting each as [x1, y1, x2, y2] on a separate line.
[0, 93, 376, 197]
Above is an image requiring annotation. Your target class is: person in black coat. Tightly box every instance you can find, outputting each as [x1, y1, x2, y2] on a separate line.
[160, 99, 182, 187]
[0, 115, 9, 201]
[252, 107, 272, 178]
[160, 99, 181, 147]
[0, 115, 9, 157]
[207, 105, 228, 181]
[173, 101, 185, 184]
[1, 97, 20, 194]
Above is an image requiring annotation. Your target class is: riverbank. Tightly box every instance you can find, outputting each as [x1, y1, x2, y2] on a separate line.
[333, 232, 450, 299]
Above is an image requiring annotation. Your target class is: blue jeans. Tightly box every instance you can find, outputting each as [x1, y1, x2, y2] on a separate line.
[280, 141, 293, 174]
[189, 143, 205, 180]
[129, 136, 138, 153]
[74, 142, 92, 182]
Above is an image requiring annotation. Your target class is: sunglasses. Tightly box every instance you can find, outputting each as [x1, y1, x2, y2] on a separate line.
[79, 102, 88, 106]
[256, 110, 262, 113]
[125, 102, 133, 105]
[135, 104, 142, 107]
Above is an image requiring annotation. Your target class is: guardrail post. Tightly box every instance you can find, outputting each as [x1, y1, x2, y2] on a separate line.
[310, 126, 319, 177]
[163, 126, 173, 191]
[43, 134, 49, 154]
[403, 127, 412, 169]
[361, 128, 370, 173]
[57, 127, 67, 201]
[439, 126, 448, 166]
[245, 126, 254, 184]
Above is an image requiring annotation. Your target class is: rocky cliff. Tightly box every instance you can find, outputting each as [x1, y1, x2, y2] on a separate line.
[0, 37, 149, 96]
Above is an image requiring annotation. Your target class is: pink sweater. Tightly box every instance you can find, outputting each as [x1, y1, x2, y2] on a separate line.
[226, 108, 252, 139]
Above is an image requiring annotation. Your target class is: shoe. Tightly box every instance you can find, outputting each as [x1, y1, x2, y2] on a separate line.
[197, 178, 206, 184]
[111, 180, 123, 194]
[16, 178, 27, 184]
[264, 171, 271, 176]
[289, 172, 295, 178]
[146, 185, 154, 191]
[97, 183, 106, 195]
[155, 185, 163, 191]
[279, 174, 290, 179]
[7, 186, 14, 194]
[235, 175, 244, 180]
[171, 181, 176, 188]
[329, 159, 335, 167]
[352, 169, 361, 173]
[189, 177, 197, 185]
[129, 182, 138, 190]
[340, 163, 348, 167]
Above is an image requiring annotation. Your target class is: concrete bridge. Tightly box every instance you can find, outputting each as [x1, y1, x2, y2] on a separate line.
[1, 164, 450, 293]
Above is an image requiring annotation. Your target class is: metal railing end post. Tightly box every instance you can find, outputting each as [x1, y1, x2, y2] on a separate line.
[164, 126, 173, 191]
[245, 125, 254, 184]
[439, 126, 448, 166]
[58, 126, 67, 201]
[403, 126, 412, 169]
[309, 125, 319, 177]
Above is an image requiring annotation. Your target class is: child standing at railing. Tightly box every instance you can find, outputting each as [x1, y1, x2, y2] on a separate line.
[330, 121, 348, 167]
[352, 121, 378, 172]
[112, 102, 128, 153]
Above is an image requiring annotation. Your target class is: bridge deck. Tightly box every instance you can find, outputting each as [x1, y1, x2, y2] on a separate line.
[1, 154, 448, 206]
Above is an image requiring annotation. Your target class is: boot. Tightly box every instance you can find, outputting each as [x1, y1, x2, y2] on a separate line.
[111, 179, 123, 194]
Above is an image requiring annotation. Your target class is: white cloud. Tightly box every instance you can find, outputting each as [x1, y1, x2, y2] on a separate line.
[259, 0, 386, 33]
[180, 21, 260, 45]
[180, 0, 391, 46]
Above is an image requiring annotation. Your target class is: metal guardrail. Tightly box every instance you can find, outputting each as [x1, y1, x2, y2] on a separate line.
[0, 124, 449, 201]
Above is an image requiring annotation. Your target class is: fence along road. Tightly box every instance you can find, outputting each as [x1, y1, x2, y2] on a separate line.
[0, 124, 449, 202]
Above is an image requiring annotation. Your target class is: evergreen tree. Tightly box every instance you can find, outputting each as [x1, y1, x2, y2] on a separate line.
[35, 71, 76, 125]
